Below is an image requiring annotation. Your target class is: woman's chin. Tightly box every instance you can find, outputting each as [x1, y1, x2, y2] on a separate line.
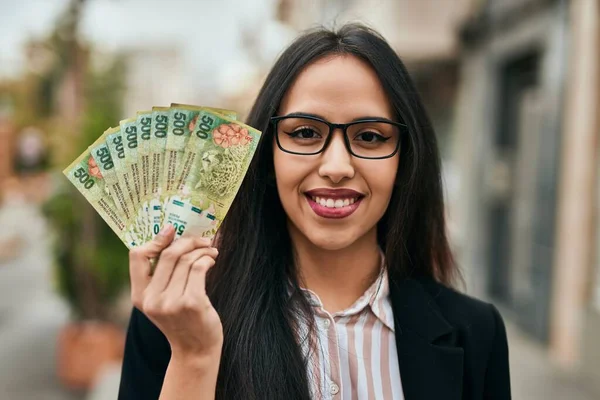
[305, 231, 358, 251]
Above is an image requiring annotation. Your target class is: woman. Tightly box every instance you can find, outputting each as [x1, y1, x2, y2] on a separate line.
[119, 24, 511, 400]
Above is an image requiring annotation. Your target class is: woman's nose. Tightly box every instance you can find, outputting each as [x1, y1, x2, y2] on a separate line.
[318, 130, 355, 184]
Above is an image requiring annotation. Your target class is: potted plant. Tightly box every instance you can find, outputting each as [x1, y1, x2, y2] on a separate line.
[43, 181, 130, 390]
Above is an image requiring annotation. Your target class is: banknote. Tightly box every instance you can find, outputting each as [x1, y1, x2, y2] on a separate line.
[63, 104, 262, 249]
[162, 104, 237, 197]
[136, 111, 153, 202]
[164, 198, 218, 238]
[63, 147, 133, 248]
[135, 110, 154, 242]
[121, 116, 150, 243]
[165, 110, 261, 239]
[120, 117, 142, 206]
[161, 105, 238, 232]
[105, 127, 137, 217]
[89, 129, 134, 223]
[147, 106, 170, 238]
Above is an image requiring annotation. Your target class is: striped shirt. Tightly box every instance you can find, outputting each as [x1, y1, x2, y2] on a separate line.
[297, 268, 404, 399]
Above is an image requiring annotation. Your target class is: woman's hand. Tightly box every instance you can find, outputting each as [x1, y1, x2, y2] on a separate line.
[129, 224, 223, 362]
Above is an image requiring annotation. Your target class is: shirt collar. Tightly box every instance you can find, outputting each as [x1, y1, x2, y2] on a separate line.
[297, 251, 395, 332]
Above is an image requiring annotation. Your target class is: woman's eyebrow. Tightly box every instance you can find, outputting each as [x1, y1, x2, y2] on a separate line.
[283, 112, 393, 122]
[350, 115, 393, 122]
[284, 111, 326, 119]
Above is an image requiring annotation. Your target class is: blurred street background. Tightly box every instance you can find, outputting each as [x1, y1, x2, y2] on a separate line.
[1, 0, 600, 399]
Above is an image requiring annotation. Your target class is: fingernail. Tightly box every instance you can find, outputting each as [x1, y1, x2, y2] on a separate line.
[159, 224, 173, 236]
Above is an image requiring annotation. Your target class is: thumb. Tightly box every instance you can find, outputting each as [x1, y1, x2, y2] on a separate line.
[147, 224, 176, 256]
[146, 225, 176, 276]
[129, 224, 176, 298]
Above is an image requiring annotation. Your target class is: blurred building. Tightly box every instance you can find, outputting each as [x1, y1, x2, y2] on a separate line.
[454, 0, 600, 387]
[276, 0, 473, 156]
[277, 0, 472, 60]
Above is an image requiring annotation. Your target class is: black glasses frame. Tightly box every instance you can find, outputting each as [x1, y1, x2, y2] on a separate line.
[270, 115, 407, 160]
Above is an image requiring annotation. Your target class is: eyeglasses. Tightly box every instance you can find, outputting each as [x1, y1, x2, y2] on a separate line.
[270, 114, 406, 159]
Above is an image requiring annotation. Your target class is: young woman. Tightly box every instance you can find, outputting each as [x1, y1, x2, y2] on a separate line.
[119, 24, 511, 400]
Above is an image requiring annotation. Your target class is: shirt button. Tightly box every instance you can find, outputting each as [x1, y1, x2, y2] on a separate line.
[329, 382, 339, 395]
[323, 319, 331, 328]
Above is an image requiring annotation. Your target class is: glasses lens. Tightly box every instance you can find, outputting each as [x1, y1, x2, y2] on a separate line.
[276, 117, 330, 154]
[346, 121, 400, 158]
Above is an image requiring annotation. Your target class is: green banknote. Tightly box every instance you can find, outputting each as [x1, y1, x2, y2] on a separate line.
[120, 117, 142, 206]
[89, 129, 134, 223]
[106, 127, 137, 216]
[149, 106, 169, 198]
[63, 147, 132, 248]
[147, 106, 170, 238]
[121, 116, 150, 243]
[165, 110, 261, 239]
[162, 104, 237, 196]
[135, 110, 154, 242]
[64, 104, 261, 248]
[136, 111, 153, 202]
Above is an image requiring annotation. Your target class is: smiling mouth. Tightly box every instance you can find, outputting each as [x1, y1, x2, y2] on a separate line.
[304, 194, 364, 219]
[308, 195, 360, 208]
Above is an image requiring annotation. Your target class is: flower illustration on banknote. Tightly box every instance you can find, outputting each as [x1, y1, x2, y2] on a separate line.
[212, 123, 252, 148]
[188, 115, 198, 132]
[88, 155, 103, 179]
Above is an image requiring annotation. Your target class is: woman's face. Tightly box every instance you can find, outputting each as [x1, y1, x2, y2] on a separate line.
[274, 54, 399, 251]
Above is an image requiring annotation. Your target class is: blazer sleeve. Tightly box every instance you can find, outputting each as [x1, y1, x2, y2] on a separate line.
[118, 307, 171, 400]
[483, 305, 512, 400]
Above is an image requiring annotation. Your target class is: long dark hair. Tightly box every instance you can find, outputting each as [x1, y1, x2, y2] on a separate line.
[207, 23, 458, 399]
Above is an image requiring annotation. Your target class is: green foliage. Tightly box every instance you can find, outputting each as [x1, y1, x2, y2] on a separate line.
[80, 54, 130, 314]
[43, 183, 130, 320]
[81, 55, 127, 144]
[17, 0, 132, 321]
[42, 186, 81, 315]
[42, 48, 130, 321]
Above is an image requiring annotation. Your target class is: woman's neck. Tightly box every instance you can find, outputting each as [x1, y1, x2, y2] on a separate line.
[291, 227, 382, 313]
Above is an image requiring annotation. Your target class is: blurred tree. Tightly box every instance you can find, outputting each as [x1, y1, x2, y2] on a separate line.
[41, 0, 130, 322]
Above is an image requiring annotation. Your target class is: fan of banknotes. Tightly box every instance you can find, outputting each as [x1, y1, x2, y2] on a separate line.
[63, 104, 261, 249]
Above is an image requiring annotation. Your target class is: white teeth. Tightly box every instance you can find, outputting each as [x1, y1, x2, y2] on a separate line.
[309, 196, 360, 208]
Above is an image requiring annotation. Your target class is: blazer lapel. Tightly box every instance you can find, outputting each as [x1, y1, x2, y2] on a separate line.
[389, 277, 464, 400]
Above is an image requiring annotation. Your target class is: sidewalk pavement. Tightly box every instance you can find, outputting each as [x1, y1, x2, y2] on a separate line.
[0, 200, 84, 400]
[508, 324, 599, 399]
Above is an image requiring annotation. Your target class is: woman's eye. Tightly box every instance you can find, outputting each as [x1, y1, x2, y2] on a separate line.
[355, 131, 389, 143]
[289, 128, 320, 139]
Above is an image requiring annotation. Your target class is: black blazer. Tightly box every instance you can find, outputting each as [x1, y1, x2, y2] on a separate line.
[118, 276, 511, 399]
